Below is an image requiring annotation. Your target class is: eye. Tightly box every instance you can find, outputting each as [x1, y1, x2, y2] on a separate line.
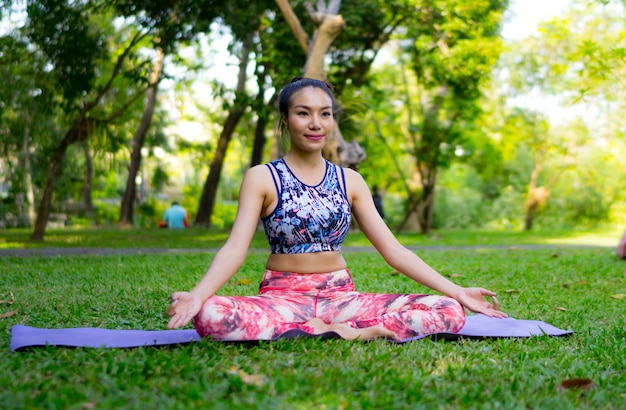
[297, 111, 309, 116]
[322, 111, 332, 117]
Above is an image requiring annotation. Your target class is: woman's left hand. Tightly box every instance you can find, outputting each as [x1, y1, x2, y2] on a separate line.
[453, 287, 508, 318]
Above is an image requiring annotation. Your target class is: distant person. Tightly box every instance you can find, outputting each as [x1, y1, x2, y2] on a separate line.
[163, 201, 188, 229]
[372, 185, 385, 220]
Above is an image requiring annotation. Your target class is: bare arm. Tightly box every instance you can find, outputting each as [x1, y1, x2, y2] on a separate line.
[346, 169, 506, 318]
[167, 165, 271, 328]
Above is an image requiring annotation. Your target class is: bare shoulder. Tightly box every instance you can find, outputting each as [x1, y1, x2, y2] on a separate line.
[341, 167, 368, 192]
[242, 164, 273, 187]
[239, 163, 279, 210]
[245, 163, 271, 178]
[334, 166, 369, 206]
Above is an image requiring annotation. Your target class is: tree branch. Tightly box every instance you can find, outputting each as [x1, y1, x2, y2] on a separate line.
[275, 0, 309, 54]
[83, 30, 149, 113]
[96, 82, 152, 123]
[326, 0, 341, 15]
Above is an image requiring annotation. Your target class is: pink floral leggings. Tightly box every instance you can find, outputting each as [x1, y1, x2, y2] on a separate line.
[193, 269, 466, 341]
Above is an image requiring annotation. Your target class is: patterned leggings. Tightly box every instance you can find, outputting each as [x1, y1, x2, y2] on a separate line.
[193, 269, 466, 341]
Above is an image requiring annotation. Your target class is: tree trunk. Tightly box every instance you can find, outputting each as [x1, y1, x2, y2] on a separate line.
[83, 140, 94, 214]
[250, 111, 270, 167]
[30, 125, 83, 241]
[524, 203, 537, 231]
[119, 46, 165, 226]
[250, 91, 277, 167]
[524, 162, 541, 231]
[21, 113, 36, 226]
[524, 158, 570, 231]
[417, 182, 436, 234]
[195, 34, 252, 227]
[195, 109, 246, 227]
[396, 195, 419, 233]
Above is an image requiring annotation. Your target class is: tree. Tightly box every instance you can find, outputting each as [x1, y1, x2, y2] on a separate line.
[118, 45, 165, 225]
[392, 0, 509, 233]
[500, 0, 625, 229]
[0, 33, 53, 226]
[194, 33, 253, 227]
[192, 0, 278, 227]
[499, 110, 577, 230]
[23, 1, 155, 241]
[116, 0, 225, 226]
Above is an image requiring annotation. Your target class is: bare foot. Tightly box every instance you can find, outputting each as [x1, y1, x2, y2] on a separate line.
[304, 318, 398, 341]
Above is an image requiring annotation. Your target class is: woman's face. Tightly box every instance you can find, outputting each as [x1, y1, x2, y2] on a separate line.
[283, 87, 334, 153]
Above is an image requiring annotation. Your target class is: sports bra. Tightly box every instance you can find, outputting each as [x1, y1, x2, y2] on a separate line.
[262, 158, 351, 254]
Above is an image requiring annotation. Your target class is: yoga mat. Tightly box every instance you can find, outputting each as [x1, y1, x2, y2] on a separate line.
[10, 315, 573, 352]
[396, 314, 573, 343]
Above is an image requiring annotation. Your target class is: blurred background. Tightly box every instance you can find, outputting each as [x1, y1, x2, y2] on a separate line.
[0, 0, 624, 240]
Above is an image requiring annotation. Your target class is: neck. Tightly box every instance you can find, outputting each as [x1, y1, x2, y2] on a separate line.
[283, 151, 325, 168]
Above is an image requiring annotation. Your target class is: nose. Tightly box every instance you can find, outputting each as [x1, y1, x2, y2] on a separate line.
[309, 114, 321, 129]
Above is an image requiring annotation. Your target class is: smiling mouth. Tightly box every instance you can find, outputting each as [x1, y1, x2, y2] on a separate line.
[306, 134, 324, 139]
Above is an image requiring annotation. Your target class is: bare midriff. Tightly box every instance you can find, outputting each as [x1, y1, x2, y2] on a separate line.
[265, 251, 347, 274]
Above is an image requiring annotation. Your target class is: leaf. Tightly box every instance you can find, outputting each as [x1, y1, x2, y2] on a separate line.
[0, 310, 17, 319]
[610, 294, 626, 299]
[227, 367, 266, 387]
[556, 378, 595, 391]
[239, 371, 266, 387]
[553, 307, 567, 311]
[0, 291, 15, 304]
[231, 278, 253, 286]
[504, 289, 520, 294]
[450, 274, 464, 278]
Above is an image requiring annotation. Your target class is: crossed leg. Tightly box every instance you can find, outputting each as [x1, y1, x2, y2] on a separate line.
[194, 291, 465, 341]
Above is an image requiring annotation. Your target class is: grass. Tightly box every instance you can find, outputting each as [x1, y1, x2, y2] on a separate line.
[1, 228, 626, 409]
[0, 225, 623, 250]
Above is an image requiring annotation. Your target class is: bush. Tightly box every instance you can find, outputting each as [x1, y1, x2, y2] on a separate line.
[432, 186, 484, 229]
[212, 201, 238, 229]
[93, 200, 119, 226]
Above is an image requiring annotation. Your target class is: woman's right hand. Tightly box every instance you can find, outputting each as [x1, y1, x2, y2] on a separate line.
[166, 291, 203, 329]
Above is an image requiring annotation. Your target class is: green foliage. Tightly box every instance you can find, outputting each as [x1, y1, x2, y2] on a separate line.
[504, 0, 625, 109]
[256, 1, 307, 90]
[432, 164, 485, 229]
[326, 0, 412, 95]
[93, 200, 120, 226]
[212, 201, 238, 230]
[25, 0, 109, 110]
[2, 0, 625, 237]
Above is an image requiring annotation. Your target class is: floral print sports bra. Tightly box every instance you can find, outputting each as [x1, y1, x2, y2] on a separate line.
[262, 158, 352, 254]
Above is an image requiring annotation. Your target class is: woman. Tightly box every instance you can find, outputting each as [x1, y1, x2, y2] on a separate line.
[167, 77, 507, 341]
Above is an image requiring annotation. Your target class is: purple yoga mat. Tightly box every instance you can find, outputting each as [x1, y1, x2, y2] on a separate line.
[396, 314, 573, 343]
[10, 315, 573, 351]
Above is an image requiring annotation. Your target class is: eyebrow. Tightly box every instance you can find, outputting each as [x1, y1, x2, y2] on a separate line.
[293, 104, 333, 110]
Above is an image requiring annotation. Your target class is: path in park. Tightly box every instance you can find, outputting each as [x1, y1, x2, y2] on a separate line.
[0, 244, 615, 257]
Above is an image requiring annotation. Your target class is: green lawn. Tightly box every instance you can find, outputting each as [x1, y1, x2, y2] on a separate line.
[1, 229, 625, 408]
[0, 225, 623, 249]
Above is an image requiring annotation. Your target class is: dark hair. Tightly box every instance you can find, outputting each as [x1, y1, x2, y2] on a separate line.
[278, 77, 336, 120]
